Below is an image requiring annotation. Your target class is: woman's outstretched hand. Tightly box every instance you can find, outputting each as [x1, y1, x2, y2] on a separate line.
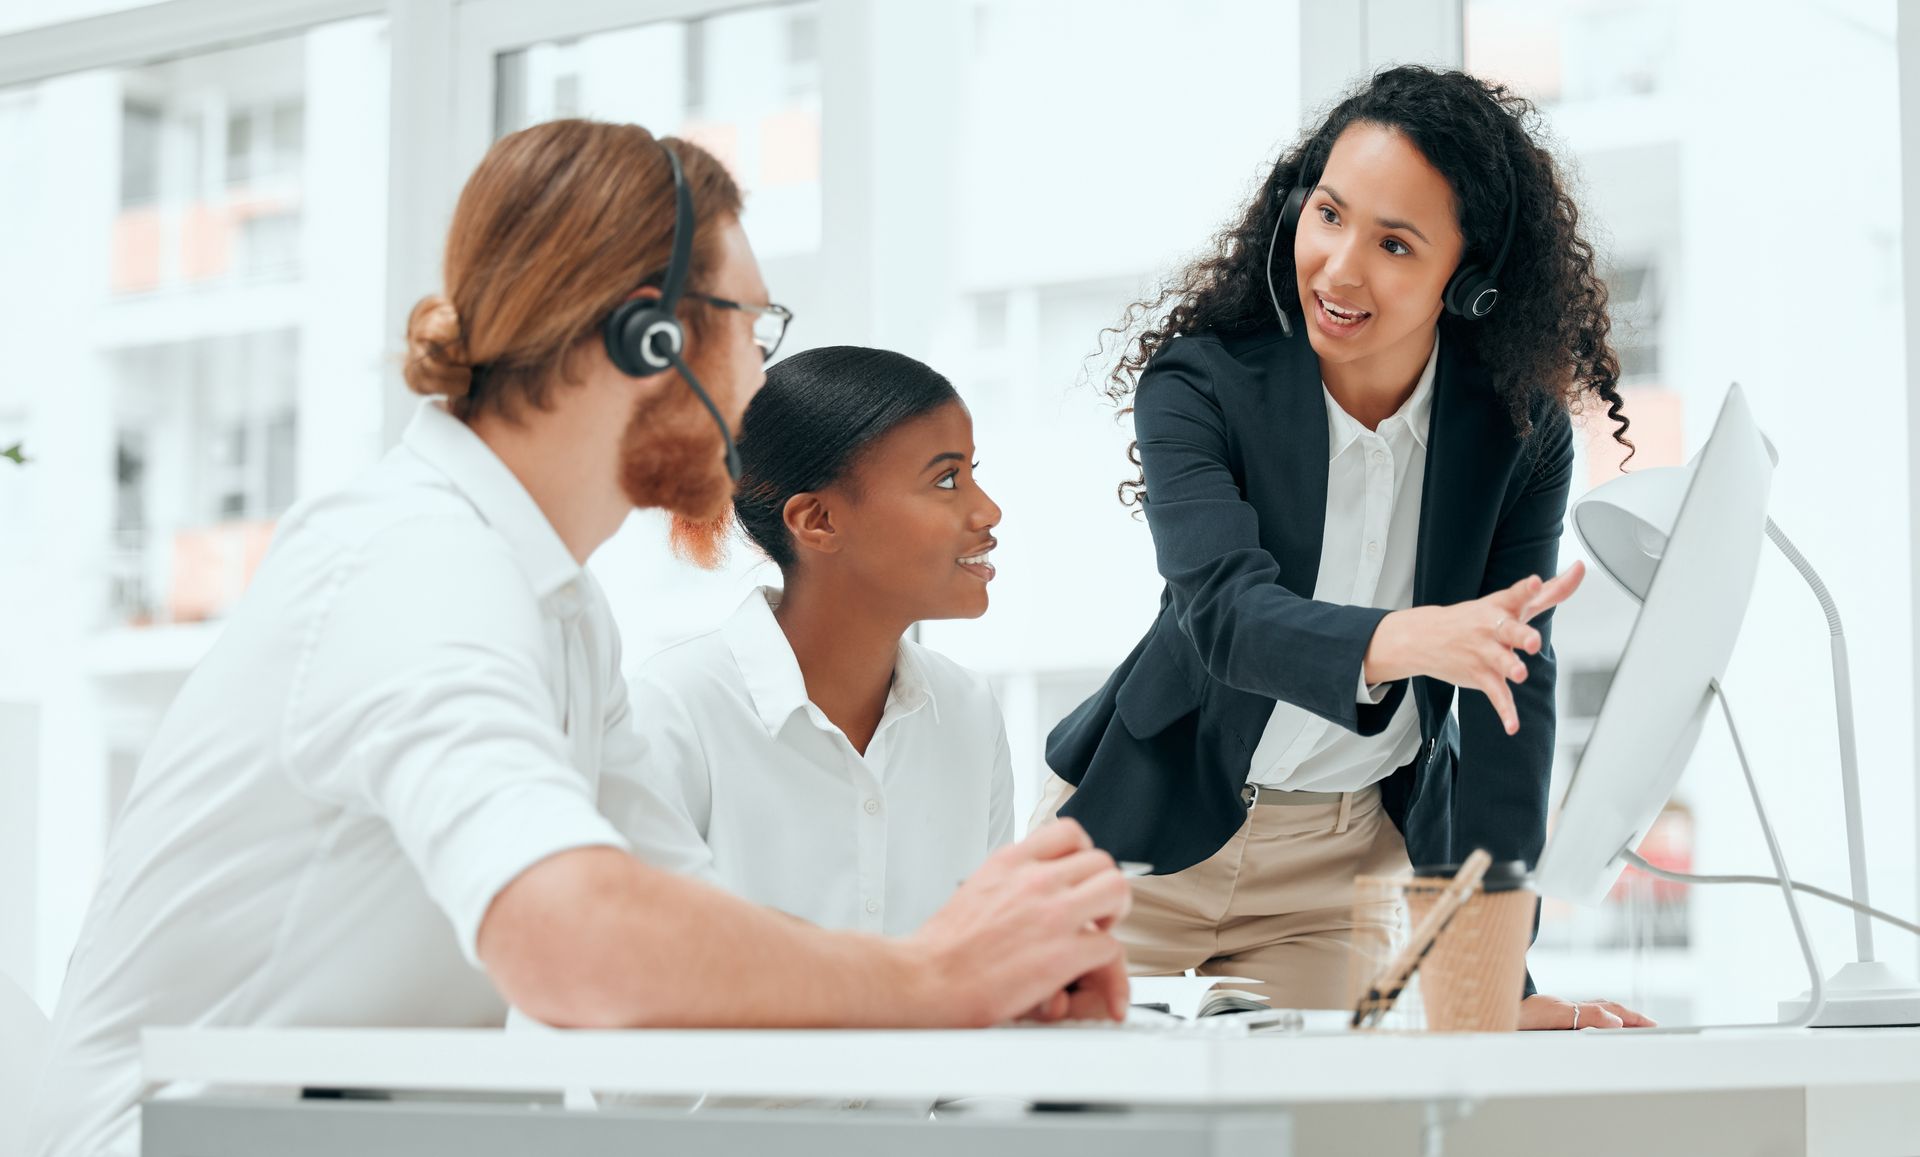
[1362, 562, 1586, 735]
[1519, 993, 1657, 1030]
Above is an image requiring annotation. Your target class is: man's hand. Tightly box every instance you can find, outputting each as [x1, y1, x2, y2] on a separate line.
[478, 825, 1129, 1031]
[907, 819, 1131, 1027]
[1018, 955, 1132, 1025]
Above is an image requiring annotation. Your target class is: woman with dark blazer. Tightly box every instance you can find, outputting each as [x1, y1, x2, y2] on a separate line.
[1042, 67, 1652, 1030]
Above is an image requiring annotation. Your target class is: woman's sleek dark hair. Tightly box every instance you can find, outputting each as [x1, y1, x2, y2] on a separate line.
[723, 345, 962, 569]
[1102, 64, 1632, 505]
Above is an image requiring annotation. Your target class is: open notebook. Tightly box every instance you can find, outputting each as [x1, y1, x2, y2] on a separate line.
[1128, 975, 1272, 1020]
[996, 976, 1305, 1035]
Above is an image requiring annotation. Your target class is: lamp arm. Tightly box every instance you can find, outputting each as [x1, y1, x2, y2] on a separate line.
[1765, 518, 1875, 963]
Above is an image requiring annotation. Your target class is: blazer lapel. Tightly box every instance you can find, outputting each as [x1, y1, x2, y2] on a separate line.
[1415, 338, 1514, 606]
[1413, 334, 1522, 728]
[1256, 332, 1330, 599]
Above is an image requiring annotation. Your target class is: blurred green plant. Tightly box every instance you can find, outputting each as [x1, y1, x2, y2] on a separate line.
[2, 443, 24, 466]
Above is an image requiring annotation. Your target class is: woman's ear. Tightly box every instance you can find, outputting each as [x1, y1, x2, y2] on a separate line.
[782, 492, 840, 559]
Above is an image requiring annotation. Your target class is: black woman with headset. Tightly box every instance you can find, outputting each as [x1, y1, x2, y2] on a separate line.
[1039, 67, 1654, 1030]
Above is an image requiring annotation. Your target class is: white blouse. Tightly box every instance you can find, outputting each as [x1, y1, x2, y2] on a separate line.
[607, 587, 1015, 937]
[1246, 336, 1437, 791]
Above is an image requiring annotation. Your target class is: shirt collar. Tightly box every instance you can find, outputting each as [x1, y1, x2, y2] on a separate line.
[401, 398, 582, 603]
[723, 586, 939, 738]
[1323, 332, 1440, 460]
[891, 641, 940, 725]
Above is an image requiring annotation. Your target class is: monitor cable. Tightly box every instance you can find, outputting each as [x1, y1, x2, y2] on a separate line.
[1622, 857, 1920, 938]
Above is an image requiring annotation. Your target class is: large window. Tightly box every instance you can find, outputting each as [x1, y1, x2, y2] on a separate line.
[495, 4, 821, 259]
[1468, 0, 1906, 1024]
[0, 15, 390, 1006]
[2, 0, 1913, 1029]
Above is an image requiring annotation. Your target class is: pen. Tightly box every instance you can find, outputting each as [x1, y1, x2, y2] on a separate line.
[954, 862, 1152, 890]
[1352, 848, 1492, 1029]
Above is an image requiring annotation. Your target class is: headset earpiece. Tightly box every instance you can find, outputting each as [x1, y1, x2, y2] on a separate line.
[1441, 167, 1519, 322]
[1442, 263, 1501, 319]
[1282, 184, 1313, 240]
[602, 297, 682, 378]
[1278, 185, 1308, 240]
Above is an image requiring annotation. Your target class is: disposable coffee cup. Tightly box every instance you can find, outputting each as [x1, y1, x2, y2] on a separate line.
[1402, 860, 1536, 1033]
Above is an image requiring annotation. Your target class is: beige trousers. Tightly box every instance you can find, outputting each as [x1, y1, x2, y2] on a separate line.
[1034, 774, 1411, 1010]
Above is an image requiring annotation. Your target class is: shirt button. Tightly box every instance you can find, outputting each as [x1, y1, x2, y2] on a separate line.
[1372, 450, 1388, 464]
[865, 899, 880, 915]
[1366, 541, 1380, 556]
[864, 798, 881, 815]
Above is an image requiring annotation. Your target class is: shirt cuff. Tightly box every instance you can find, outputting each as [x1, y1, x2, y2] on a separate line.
[1357, 669, 1392, 704]
[426, 782, 631, 970]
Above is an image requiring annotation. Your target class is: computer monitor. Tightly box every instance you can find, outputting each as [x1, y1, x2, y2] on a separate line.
[1532, 384, 1774, 904]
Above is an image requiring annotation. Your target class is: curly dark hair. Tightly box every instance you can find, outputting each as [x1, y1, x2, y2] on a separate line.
[1102, 65, 1631, 505]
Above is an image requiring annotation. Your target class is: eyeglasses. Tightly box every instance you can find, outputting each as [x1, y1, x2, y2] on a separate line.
[689, 292, 793, 362]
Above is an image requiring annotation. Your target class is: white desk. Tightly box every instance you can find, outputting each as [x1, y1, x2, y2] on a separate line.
[142, 1025, 1920, 1156]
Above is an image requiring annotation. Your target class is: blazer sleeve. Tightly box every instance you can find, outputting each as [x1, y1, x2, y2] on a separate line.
[1452, 404, 1574, 872]
[1133, 338, 1407, 734]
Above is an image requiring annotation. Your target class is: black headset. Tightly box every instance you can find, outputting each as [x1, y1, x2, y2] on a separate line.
[1264, 160, 1519, 339]
[602, 141, 742, 482]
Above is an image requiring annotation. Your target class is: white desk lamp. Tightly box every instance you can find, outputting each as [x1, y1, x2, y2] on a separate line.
[1574, 445, 1920, 1028]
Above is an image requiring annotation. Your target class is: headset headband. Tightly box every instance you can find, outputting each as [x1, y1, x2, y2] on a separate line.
[656, 142, 694, 313]
[1485, 165, 1518, 280]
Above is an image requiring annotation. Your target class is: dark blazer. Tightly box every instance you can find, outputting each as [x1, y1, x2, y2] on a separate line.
[1047, 320, 1572, 893]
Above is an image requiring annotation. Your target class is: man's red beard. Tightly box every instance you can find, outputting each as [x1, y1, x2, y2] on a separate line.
[617, 372, 735, 530]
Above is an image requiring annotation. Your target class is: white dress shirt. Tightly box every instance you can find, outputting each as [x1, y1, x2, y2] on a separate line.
[1245, 337, 1437, 791]
[607, 587, 1014, 937]
[31, 401, 640, 1157]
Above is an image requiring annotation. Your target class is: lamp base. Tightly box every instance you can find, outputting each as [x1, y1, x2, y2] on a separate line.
[1779, 961, 1920, 1028]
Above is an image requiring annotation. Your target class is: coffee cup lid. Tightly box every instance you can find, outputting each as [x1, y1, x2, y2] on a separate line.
[1410, 859, 1531, 893]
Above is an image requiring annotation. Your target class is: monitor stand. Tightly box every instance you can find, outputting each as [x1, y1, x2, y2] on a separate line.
[1779, 960, 1920, 1028]
[1620, 684, 1920, 1029]
[1606, 682, 1826, 1034]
